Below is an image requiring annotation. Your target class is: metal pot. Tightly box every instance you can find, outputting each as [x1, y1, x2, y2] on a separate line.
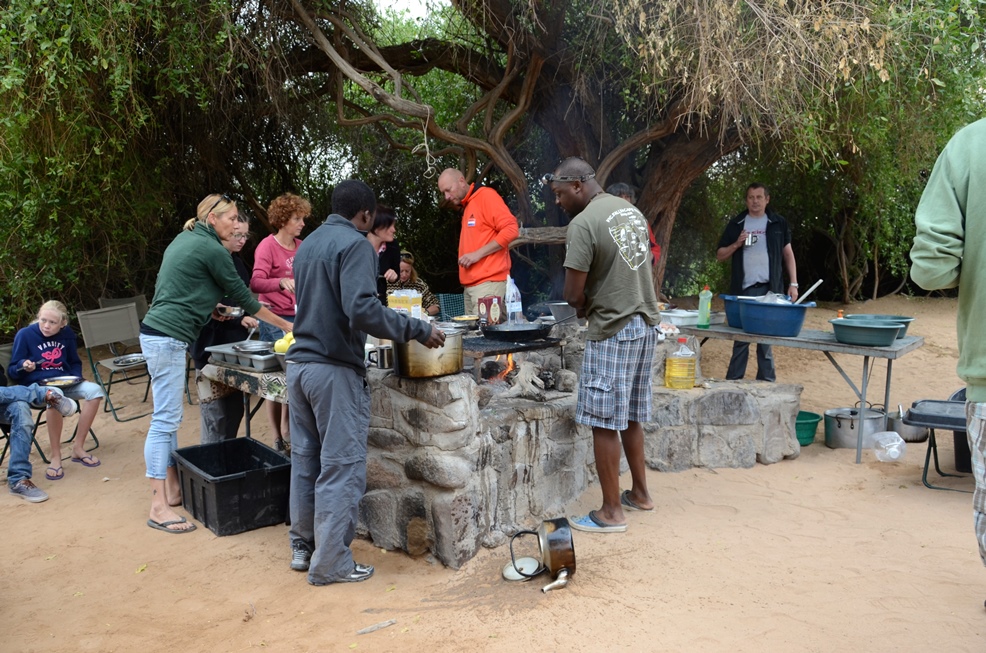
[824, 407, 887, 449]
[395, 326, 464, 378]
[509, 517, 577, 593]
[890, 404, 929, 443]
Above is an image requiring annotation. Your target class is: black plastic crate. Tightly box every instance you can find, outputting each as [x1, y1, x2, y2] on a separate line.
[172, 438, 291, 536]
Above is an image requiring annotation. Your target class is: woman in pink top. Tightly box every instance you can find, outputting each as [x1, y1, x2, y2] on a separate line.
[251, 192, 310, 452]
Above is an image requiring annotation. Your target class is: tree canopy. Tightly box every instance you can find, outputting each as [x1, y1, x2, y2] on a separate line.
[0, 0, 982, 331]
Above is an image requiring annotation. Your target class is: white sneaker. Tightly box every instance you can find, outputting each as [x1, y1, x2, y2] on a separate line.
[44, 389, 78, 417]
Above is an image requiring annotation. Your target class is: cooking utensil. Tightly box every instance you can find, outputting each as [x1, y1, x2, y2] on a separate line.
[508, 517, 577, 593]
[395, 326, 465, 378]
[244, 325, 257, 341]
[480, 313, 578, 343]
[41, 375, 83, 387]
[793, 279, 823, 305]
[824, 406, 886, 449]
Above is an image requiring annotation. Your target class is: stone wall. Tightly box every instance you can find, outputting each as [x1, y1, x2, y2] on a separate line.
[358, 330, 802, 568]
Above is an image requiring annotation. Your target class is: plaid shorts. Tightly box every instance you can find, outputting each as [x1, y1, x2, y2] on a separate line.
[576, 314, 657, 431]
[966, 401, 986, 567]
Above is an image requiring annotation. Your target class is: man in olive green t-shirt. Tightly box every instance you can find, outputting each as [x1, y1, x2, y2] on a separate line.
[548, 157, 661, 534]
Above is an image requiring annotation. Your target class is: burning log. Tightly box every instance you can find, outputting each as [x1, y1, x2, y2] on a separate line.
[500, 361, 546, 401]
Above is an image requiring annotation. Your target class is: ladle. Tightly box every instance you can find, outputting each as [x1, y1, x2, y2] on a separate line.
[794, 279, 823, 305]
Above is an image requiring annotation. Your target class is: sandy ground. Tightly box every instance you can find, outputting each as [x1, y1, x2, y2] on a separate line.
[1, 295, 983, 652]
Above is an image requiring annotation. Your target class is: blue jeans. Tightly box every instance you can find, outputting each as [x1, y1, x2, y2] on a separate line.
[139, 334, 188, 479]
[1, 384, 49, 487]
[259, 315, 294, 343]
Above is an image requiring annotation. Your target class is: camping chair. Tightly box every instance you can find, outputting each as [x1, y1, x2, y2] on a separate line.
[98, 294, 149, 356]
[0, 344, 93, 466]
[438, 293, 466, 322]
[76, 305, 151, 423]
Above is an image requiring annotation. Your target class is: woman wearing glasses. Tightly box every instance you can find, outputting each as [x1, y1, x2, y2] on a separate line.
[140, 194, 292, 533]
[251, 192, 311, 452]
[387, 251, 440, 317]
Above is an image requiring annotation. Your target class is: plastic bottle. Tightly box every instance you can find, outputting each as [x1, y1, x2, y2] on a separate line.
[665, 337, 696, 389]
[872, 431, 907, 462]
[697, 285, 712, 329]
[505, 275, 523, 323]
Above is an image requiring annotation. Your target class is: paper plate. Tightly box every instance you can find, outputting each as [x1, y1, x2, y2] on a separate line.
[502, 556, 544, 581]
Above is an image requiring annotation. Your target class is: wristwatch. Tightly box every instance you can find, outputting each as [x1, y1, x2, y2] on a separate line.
[789, 283, 799, 288]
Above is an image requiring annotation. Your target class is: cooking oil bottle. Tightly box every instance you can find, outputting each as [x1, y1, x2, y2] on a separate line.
[665, 337, 696, 389]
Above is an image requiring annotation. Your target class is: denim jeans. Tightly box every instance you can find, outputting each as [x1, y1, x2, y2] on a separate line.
[259, 314, 294, 343]
[0, 384, 48, 487]
[139, 333, 188, 479]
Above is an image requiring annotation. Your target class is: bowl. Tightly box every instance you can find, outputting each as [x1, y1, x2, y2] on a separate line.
[843, 314, 914, 338]
[738, 300, 808, 337]
[830, 318, 903, 346]
[217, 305, 244, 318]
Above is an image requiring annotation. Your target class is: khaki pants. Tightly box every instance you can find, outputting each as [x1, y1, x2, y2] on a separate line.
[463, 280, 506, 316]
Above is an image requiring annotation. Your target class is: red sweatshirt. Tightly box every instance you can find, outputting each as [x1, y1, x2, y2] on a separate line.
[458, 185, 519, 287]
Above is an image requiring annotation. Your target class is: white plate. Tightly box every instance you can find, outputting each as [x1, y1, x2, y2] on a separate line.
[502, 556, 543, 581]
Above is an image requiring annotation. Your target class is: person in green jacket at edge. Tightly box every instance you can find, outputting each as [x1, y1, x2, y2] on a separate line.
[909, 117, 986, 610]
[139, 194, 292, 534]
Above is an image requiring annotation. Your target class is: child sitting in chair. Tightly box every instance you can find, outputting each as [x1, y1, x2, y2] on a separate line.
[8, 300, 106, 480]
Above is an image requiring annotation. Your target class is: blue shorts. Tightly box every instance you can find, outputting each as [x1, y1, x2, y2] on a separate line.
[576, 315, 656, 431]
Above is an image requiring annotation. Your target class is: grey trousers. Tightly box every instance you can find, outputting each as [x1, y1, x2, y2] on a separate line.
[725, 283, 776, 381]
[287, 361, 370, 584]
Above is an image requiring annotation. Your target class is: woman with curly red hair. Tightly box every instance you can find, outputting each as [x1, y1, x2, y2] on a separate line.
[251, 192, 311, 451]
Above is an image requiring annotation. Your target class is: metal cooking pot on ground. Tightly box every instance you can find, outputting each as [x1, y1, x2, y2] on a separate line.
[824, 406, 887, 449]
[395, 325, 464, 378]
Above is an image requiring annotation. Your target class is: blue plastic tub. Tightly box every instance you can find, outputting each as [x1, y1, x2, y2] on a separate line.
[721, 294, 742, 328]
[738, 300, 808, 337]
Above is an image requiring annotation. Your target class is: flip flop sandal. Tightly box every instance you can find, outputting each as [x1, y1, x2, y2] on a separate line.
[569, 511, 627, 533]
[45, 466, 64, 481]
[70, 454, 101, 468]
[620, 489, 654, 512]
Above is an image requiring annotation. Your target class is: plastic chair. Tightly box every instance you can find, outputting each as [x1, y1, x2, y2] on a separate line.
[437, 293, 465, 321]
[76, 305, 151, 422]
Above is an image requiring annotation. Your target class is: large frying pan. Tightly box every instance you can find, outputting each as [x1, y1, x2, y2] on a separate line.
[480, 313, 578, 343]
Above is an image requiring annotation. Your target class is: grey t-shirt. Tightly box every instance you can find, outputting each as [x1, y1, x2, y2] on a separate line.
[741, 214, 769, 289]
[564, 193, 662, 340]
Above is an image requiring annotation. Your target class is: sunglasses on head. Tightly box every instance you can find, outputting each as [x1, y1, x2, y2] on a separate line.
[207, 193, 233, 215]
[539, 172, 595, 188]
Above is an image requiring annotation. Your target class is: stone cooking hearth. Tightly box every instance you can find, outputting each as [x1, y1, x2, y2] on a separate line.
[358, 325, 802, 568]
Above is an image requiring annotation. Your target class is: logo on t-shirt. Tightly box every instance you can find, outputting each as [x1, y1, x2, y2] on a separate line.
[607, 208, 650, 270]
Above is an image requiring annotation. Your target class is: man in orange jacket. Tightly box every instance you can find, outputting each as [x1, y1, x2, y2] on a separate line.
[438, 169, 520, 315]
